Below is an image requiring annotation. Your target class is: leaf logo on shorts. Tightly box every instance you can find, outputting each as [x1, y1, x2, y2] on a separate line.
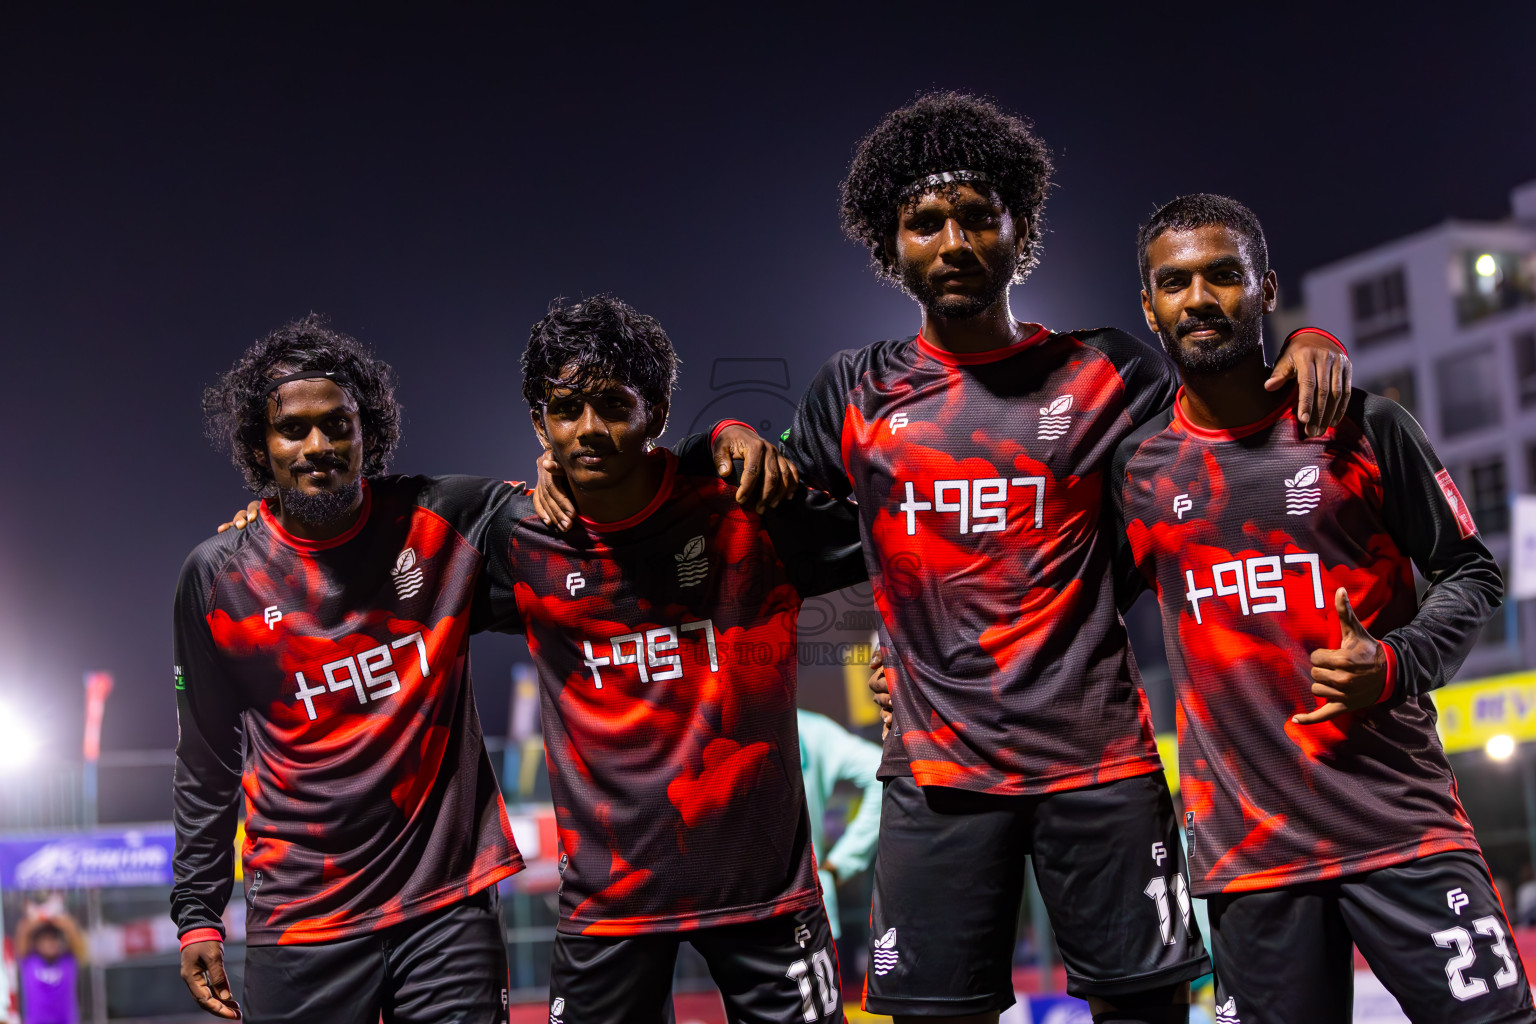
[549, 997, 565, 1024]
[1216, 996, 1240, 1024]
[872, 927, 900, 976]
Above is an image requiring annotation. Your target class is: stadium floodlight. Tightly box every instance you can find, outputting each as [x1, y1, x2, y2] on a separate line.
[1486, 733, 1517, 761]
[0, 699, 40, 771]
[1475, 253, 1498, 277]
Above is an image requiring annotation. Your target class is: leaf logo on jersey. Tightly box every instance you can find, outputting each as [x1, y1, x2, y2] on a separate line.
[1216, 997, 1240, 1024]
[1284, 465, 1322, 515]
[872, 927, 900, 976]
[392, 547, 426, 599]
[675, 535, 708, 587]
[1037, 394, 1072, 440]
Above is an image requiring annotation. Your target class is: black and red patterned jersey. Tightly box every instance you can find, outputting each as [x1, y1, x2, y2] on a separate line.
[1112, 389, 1500, 896]
[778, 326, 1173, 796]
[171, 475, 525, 946]
[480, 448, 865, 936]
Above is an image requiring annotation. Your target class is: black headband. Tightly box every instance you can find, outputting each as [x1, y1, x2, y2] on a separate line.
[263, 369, 353, 395]
[899, 169, 992, 199]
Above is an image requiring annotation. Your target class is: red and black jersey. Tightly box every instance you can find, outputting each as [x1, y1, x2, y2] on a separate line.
[778, 327, 1172, 796]
[171, 476, 525, 946]
[479, 448, 865, 935]
[1112, 389, 1500, 895]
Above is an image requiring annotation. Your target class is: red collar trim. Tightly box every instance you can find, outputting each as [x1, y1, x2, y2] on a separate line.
[259, 479, 373, 552]
[580, 450, 678, 534]
[915, 324, 1049, 366]
[1172, 387, 1294, 441]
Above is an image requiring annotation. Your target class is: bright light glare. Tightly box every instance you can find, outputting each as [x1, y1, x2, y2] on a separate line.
[0, 700, 38, 771]
[1486, 733, 1517, 760]
[1475, 253, 1498, 277]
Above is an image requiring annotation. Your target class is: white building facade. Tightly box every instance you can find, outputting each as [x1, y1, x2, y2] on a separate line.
[1300, 180, 1536, 678]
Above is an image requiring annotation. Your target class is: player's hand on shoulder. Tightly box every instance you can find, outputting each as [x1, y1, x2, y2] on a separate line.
[180, 940, 241, 1019]
[1266, 328, 1352, 438]
[868, 646, 893, 739]
[216, 501, 262, 533]
[531, 450, 577, 531]
[712, 423, 800, 514]
[1295, 588, 1386, 726]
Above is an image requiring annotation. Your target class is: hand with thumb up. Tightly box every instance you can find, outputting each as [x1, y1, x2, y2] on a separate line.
[1293, 588, 1387, 726]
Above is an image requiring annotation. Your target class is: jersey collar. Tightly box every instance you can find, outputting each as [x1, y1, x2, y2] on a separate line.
[1172, 386, 1294, 442]
[259, 479, 373, 552]
[915, 323, 1048, 366]
[579, 449, 678, 534]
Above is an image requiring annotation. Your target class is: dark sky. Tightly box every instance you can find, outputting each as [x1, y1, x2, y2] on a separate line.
[2, 6, 1534, 815]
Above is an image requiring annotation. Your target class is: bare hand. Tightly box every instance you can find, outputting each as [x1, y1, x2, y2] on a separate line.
[1266, 330, 1352, 437]
[712, 424, 800, 513]
[180, 940, 241, 1019]
[217, 501, 262, 533]
[868, 647, 893, 740]
[531, 450, 576, 531]
[1293, 588, 1386, 725]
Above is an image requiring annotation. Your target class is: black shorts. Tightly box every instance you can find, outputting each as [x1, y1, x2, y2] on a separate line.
[1208, 850, 1535, 1024]
[866, 772, 1209, 1015]
[242, 887, 509, 1024]
[548, 902, 841, 1024]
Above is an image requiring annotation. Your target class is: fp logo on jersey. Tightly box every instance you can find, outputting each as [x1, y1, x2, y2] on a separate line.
[264, 606, 283, 630]
[889, 412, 910, 434]
[1173, 493, 1192, 519]
[1448, 888, 1470, 915]
[566, 573, 585, 597]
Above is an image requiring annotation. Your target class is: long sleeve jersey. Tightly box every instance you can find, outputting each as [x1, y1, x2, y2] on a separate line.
[479, 448, 867, 935]
[1112, 389, 1499, 895]
[777, 326, 1175, 795]
[171, 476, 525, 946]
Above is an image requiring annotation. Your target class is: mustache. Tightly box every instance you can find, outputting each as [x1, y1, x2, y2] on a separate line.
[1175, 314, 1235, 339]
[289, 456, 349, 474]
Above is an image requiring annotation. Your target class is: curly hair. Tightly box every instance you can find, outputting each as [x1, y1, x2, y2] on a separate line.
[202, 313, 403, 493]
[1137, 193, 1269, 290]
[521, 294, 679, 433]
[840, 91, 1054, 282]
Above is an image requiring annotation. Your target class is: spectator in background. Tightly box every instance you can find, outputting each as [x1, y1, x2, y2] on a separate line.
[797, 703, 882, 944]
[1518, 864, 1536, 926]
[15, 897, 85, 1024]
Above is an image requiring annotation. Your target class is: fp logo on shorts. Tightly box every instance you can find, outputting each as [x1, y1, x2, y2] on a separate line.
[1151, 842, 1168, 866]
[1448, 888, 1470, 915]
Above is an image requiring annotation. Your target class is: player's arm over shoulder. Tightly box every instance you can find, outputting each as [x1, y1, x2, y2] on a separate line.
[1357, 390, 1503, 697]
[778, 343, 897, 497]
[1070, 327, 1180, 428]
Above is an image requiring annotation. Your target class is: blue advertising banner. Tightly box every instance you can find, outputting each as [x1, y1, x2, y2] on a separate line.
[0, 827, 175, 889]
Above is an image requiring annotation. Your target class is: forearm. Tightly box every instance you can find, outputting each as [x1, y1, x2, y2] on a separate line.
[1382, 553, 1503, 698]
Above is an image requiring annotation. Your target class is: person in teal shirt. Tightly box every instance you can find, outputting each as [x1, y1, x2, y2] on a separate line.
[797, 708, 883, 939]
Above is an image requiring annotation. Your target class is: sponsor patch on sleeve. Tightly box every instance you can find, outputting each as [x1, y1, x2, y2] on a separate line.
[1434, 468, 1478, 539]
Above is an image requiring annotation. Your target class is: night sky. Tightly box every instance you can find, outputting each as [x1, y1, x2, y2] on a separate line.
[2, 6, 1534, 819]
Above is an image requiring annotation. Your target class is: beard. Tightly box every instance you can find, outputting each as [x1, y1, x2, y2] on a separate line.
[1157, 312, 1264, 376]
[274, 477, 364, 529]
[899, 246, 1018, 321]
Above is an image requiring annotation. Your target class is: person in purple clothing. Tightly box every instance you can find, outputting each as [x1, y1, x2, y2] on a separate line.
[15, 904, 85, 1024]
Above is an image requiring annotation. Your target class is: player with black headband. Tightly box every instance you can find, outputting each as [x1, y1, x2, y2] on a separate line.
[720, 93, 1352, 1023]
[1112, 194, 1531, 1024]
[174, 315, 528, 1022]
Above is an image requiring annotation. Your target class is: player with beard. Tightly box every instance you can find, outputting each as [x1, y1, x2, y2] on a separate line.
[1111, 195, 1531, 1024]
[174, 315, 528, 1023]
[718, 93, 1350, 1024]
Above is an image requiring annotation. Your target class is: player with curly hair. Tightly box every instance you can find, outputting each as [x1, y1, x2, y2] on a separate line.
[711, 92, 1355, 1023]
[173, 315, 527, 1022]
